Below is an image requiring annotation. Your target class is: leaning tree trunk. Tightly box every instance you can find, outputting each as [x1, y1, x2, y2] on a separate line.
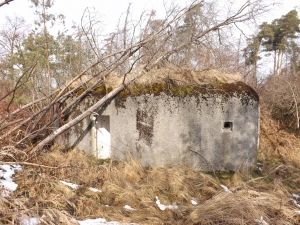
[29, 83, 126, 155]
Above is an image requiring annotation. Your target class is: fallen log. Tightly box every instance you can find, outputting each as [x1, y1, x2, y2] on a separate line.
[29, 83, 126, 155]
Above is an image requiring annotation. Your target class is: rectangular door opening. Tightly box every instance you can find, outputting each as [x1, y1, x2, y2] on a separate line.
[96, 115, 111, 159]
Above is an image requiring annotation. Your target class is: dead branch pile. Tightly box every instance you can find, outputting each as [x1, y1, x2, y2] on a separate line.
[1, 1, 300, 225]
[0, 1, 266, 160]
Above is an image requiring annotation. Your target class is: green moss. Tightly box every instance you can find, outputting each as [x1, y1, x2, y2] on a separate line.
[89, 81, 259, 103]
[74, 86, 86, 96]
[93, 86, 113, 96]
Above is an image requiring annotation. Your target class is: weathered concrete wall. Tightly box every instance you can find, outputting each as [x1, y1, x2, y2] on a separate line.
[61, 91, 259, 171]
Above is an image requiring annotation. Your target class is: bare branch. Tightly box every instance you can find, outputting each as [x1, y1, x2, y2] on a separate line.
[0, 0, 13, 8]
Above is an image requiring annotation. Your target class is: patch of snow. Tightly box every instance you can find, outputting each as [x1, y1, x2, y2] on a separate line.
[123, 205, 135, 211]
[220, 184, 232, 193]
[77, 218, 136, 225]
[88, 187, 102, 193]
[291, 193, 300, 208]
[78, 218, 107, 225]
[291, 199, 300, 208]
[191, 198, 198, 205]
[0, 164, 22, 197]
[60, 180, 80, 190]
[48, 54, 57, 63]
[50, 77, 58, 89]
[59, 181, 101, 193]
[19, 216, 137, 225]
[292, 193, 300, 200]
[19, 217, 40, 225]
[255, 216, 269, 225]
[13, 64, 22, 70]
[155, 196, 178, 211]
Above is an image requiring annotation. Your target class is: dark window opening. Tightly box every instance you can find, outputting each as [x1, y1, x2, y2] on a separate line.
[223, 122, 233, 131]
[97, 115, 110, 132]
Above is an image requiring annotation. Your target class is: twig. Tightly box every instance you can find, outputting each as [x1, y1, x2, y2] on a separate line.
[0, 0, 13, 8]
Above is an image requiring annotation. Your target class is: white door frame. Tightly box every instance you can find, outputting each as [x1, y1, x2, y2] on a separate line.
[96, 115, 111, 159]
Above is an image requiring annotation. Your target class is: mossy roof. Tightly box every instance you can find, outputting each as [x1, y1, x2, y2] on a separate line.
[91, 67, 259, 101]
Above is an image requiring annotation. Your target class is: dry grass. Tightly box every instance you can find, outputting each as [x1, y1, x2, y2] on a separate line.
[0, 144, 299, 225]
[104, 66, 242, 89]
[1, 109, 300, 224]
[73, 66, 242, 92]
[188, 189, 298, 225]
[259, 109, 300, 167]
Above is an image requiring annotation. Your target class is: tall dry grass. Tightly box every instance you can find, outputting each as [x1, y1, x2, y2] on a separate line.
[0, 145, 299, 225]
[0, 110, 300, 224]
[258, 110, 300, 167]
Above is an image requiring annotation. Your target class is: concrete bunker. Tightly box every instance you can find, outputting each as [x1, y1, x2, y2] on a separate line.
[60, 69, 260, 171]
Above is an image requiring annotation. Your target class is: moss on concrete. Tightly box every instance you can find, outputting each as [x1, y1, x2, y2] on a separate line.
[91, 81, 259, 102]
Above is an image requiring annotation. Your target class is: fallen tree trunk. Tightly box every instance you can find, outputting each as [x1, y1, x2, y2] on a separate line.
[29, 58, 147, 155]
[0, 0, 268, 157]
[29, 83, 126, 155]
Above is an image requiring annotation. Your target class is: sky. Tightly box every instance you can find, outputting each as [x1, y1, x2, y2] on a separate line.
[0, 0, 299, 76]
[0, 0, 189, 33]
[0, 0, 299, 35]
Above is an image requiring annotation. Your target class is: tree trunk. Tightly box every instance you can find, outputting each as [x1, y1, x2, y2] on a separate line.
[29, 83, 126, 155]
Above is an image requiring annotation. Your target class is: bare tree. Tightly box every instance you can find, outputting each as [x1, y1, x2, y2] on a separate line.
[0, 0, 271, 157]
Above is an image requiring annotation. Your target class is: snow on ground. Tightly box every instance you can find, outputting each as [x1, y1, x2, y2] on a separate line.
[255, 216, 269, 225]
[88, 187, 102, 193]
[291, 193, 300, 208]
[155, 196, 178, 211]
[59, 180, 101, 193]
[289, 194, 300, 216]
[191, 198, 198, 205]
[60, 180, 80, 190]
[123, 205, 135, 211]
[220, 184, 232, 193]
[292, 199, 300, 208]
[78, 218, 137, 225]
[19, 217, 40, 225]
[0, 164, 22, 197]
[19, 217, 137, 225]
[292, 193, 300, 200]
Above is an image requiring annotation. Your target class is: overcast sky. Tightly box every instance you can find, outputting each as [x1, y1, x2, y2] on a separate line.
[0, 0, 299, 35]
[0, 0, 299, 76]
[0, 0, 189, 33]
